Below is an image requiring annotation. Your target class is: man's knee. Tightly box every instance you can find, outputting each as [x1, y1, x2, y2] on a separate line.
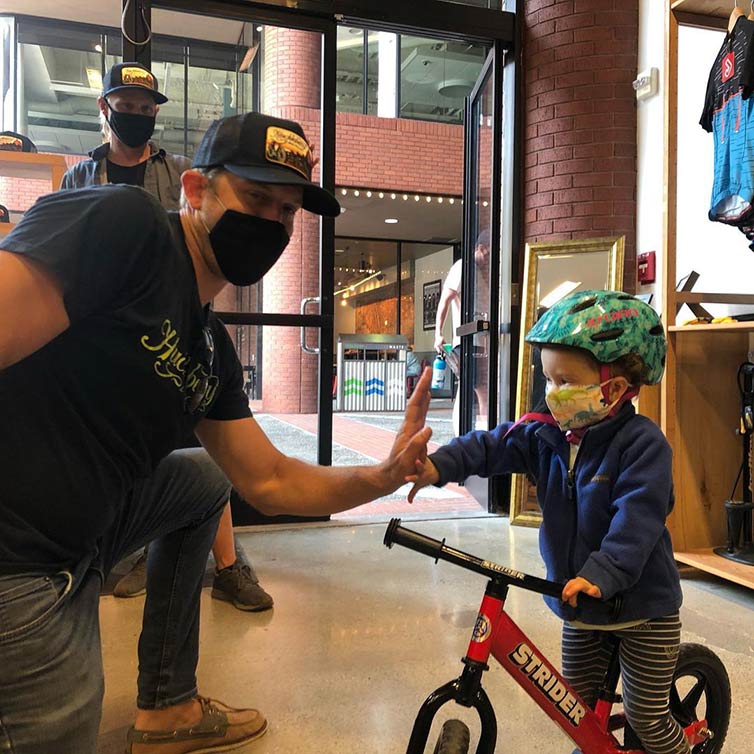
[151, 449, 231, 527]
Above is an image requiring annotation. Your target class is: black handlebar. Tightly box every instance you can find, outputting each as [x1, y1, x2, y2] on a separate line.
[384, 518, 622, 619]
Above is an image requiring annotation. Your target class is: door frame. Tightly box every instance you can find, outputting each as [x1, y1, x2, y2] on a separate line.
[458, 41, 505, 512]
[143, 0, 517, 473]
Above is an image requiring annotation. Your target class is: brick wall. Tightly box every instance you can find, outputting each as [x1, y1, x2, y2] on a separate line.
[523, 0, 638, 291]
[0, 153, 86, 214]
[336, 113, 462, 195]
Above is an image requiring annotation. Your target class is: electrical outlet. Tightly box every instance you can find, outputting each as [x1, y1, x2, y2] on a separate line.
[633, 68, 659, 101]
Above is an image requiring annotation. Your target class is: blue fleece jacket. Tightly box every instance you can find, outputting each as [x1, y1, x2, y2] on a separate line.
[428, 404, 682, 625]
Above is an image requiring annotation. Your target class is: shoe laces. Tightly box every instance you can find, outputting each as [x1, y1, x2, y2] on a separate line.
[230, 562, 257, 586]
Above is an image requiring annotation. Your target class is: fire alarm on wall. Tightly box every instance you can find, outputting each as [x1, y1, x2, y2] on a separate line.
[638, 251, 656, 284]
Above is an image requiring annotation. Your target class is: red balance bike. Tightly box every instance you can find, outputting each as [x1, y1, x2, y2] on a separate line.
[384, 519, 731, 754]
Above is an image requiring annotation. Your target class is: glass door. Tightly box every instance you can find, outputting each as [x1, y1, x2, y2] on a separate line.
[459, 43, 505, 511]
[150, 3, 338, 522]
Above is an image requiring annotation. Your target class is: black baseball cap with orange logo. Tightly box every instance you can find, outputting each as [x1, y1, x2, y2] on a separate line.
[192, 112, 340, 218]
[102, 62, 168, 104]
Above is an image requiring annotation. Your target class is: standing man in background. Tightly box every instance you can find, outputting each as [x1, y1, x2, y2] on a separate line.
[434, 229, 490, 435]
[60, 62, 273, 611]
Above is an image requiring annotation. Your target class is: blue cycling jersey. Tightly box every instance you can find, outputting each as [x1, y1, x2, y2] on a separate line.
[700, 16, 754, 224]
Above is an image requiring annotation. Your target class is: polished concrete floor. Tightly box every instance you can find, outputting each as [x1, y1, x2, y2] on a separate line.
[98, 516, 754, 753]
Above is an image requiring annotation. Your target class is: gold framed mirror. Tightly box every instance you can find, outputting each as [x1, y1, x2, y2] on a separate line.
[510, 236, 626, 527]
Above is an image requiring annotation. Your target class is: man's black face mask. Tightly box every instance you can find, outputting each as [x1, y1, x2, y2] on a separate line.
[206, 194, 290, 287]
[105, 100, 156, 148]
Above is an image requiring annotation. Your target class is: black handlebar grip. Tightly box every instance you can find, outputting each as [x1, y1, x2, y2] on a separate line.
[384, 517, 445, 562]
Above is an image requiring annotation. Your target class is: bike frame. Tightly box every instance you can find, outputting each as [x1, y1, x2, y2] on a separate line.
[385, 520, 711, 754]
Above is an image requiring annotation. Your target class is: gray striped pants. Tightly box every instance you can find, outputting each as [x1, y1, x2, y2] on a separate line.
[562, 614, 690, 754]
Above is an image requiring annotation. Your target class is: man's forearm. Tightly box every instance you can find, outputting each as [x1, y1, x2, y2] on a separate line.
[247, 456, 399, 516]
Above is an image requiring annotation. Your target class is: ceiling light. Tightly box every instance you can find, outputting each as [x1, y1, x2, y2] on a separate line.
[340, 188, 347, 195]
[402, 194, 408, 200]
[385, 218, 399, 224]
[425, 196, 432, 203]
[378, 192, 384, 199]
[414, 195, 420, 201]
[256, 25, 263, 31]
[449, 198, 455, 205]
[366, 191, 372, 198]
[391, 193, 396, 199]
[354, 190, 360, 197]
[94, 44, 103, 52]
[437, 78, 475, 99]
[438, 197, 443, 203]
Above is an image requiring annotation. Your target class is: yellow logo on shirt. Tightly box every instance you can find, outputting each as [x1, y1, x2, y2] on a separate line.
[140, 319, 218, 410]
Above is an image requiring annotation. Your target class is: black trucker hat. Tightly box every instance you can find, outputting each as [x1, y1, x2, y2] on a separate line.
[192, 112, 341, 218]
[0, 131, 37, 152]
[103, 62, 168, 104]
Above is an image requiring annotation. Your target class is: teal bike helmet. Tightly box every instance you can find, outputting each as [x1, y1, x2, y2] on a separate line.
[525, 289, 666, 385]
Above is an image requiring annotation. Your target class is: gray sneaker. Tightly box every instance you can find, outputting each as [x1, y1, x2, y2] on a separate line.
[113, 549, 148, 598]
[212, 562, 274, 612]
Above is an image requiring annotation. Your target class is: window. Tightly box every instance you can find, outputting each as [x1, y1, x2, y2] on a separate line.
[18, 18, 104, 153]
[399, 35, 487, 123]
[15, 16, 256, 158]
[336, 25, 487, 124]
[336, 26, 364, 114]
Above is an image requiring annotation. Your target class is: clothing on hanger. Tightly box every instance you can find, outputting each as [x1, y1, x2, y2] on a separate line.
[700, 13, 754, 230]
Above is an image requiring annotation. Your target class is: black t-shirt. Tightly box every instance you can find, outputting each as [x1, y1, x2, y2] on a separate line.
[0, 185, 251, 571]
[107, 158, 147, 187]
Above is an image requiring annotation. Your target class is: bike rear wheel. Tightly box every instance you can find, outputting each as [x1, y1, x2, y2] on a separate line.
[670, 643, 730, 754]
[432, 719, 470, 754]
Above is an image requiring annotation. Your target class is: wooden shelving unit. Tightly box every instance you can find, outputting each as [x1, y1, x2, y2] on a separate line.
[671, 0, 735, 19]
[670, 321, 754, 333]
[664, 2, 754, 589]
[0, 151, 66, 193]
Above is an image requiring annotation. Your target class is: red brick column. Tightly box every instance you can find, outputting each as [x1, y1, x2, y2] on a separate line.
[260, 28, 322, 413]
[523, 0, 638, 292]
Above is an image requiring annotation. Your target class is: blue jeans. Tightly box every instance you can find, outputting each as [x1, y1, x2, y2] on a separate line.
[0, 448, 231, 754]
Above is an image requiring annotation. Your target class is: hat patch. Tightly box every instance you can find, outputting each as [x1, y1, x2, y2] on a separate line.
[265, 126, 312, 180]
[121, 66, 156, 91]
[0, 135, 23, 151]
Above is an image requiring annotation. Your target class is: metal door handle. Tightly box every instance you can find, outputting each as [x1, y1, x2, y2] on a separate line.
[300, 296, 320, 354]
[456, 319, 490, 338]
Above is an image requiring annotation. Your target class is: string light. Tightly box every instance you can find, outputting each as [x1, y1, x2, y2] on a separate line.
[335, 188, 462, 204]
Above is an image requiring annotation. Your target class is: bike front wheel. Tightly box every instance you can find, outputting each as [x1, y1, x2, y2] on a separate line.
[671, 643, 731, 754]
[432, 719, 470, 754]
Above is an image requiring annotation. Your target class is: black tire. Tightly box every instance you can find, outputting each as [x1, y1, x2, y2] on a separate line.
[670, 643, 731, 754]
[432, 719, 470, 754]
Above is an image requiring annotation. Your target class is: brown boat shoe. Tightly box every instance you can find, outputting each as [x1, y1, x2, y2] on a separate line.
[125, 696, 268, 754]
